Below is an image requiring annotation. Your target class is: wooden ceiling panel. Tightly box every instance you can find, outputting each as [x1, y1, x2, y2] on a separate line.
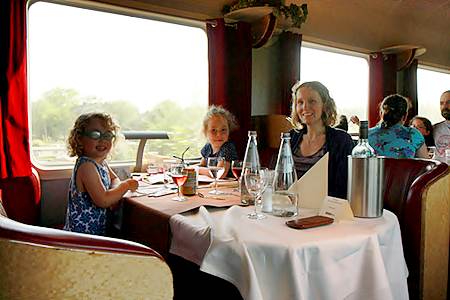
[96, 0, 450, 69]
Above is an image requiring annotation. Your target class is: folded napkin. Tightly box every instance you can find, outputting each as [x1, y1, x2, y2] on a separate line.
[288, 153, 328, 209]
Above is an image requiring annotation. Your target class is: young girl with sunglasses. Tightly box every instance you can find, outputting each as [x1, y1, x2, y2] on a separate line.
[63, 112, 138, 236]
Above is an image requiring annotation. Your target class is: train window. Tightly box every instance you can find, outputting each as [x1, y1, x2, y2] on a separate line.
[417, 67, 450, 124]
[300, 43, 369, 133]
[28, 2, 208, 169]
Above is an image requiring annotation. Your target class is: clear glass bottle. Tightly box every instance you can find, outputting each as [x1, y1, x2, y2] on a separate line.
[272, 132, 298, 217]
[351, 120, 375, 158]
[241, 131, 260, 205]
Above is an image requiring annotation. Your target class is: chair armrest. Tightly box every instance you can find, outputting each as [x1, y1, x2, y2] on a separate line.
[0, 216, 162, 258]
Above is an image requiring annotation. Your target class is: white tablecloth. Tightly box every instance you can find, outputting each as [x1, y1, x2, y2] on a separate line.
[169, 206, 409, 300]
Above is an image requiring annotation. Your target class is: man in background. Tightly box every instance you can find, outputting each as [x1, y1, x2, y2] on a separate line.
[433, 90, 450, 162]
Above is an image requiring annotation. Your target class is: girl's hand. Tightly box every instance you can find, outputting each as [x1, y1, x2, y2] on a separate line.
[198, 166, 213, 177]
[125, 179, 139, 192]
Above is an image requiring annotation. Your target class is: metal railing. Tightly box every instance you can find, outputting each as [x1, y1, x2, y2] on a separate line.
[123, 131, 170, 172]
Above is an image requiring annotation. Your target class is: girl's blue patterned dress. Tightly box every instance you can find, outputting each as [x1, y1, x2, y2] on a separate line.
[368, 123, 425, 158]
[63, 156, 111, 235]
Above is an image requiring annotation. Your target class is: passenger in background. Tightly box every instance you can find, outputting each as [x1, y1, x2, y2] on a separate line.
[334, 115, 348, 131]
[350, 115, 361, 126]
[289, 81, 354, 199]
[198, 105, 239, 178]
[64, 113, 138, 236]
[410, 116, 435, 147]
[369, 94, 428, 158]
[433, 90, 450, 162]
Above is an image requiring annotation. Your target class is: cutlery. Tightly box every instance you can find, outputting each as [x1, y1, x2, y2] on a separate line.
[197, 192, 225, 200]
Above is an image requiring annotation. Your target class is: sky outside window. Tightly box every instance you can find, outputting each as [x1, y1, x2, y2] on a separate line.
[28, 1, 208, 166]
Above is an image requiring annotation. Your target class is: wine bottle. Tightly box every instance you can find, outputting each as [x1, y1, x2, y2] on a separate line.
[351, 121, 375, 158]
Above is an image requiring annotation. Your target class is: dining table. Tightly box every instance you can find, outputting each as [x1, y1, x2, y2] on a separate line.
[120, 185, 409, 300]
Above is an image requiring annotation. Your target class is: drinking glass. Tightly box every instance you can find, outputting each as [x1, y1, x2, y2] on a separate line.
[169, 164, 188, 201]
[207, 157, 225, 195]
[427, 146, 436, 159]
[231, 160, 243, 192]
[244, 167, 268, 220]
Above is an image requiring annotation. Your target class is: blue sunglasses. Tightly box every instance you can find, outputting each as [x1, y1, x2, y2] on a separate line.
[82, 130, 115, 141]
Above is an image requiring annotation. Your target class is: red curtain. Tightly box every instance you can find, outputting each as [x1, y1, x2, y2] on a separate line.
[0, 0, 31, 179]
[207, 19, 252, 157]
[278, 32, 302, 115]
[368, 53, 396, 127]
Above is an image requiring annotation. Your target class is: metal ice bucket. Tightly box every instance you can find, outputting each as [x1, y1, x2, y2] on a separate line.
[347, 156, 385, 218]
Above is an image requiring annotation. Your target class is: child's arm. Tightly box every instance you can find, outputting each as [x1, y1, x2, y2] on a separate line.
[197, 157, 213, 177]
[77, 162, 138, 208]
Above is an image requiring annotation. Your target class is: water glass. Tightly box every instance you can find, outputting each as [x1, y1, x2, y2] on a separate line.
[244, 167, 268, 220]
[207, 157, 225, 195]
[271, 191, 298, 217]
[231, 160, 243, 192]
[262, 170, 275, 213]
[427, 146, 436, 159]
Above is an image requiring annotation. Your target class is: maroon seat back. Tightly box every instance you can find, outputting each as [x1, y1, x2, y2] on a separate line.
[0, 168, 41, 225]
[383, 158, 449, 299]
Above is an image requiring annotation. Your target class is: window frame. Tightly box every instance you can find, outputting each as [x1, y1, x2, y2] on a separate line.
[300, 41, 370, 134]
[27, 0, 208, 173]
[416, 64, 450, 125]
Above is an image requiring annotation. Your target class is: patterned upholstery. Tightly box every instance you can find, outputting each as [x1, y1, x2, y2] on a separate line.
[383, 158, 449, 300]
[0, 216, 173, 299]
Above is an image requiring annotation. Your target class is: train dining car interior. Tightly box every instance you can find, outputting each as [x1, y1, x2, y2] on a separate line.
[1, 0, 449, 299]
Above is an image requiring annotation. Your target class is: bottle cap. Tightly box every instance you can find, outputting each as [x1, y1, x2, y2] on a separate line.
[360, 121, 369, 129]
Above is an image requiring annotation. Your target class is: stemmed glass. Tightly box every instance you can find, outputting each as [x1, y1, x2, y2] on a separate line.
[231, 160, 243, 192]
[169, 164, 188, 201]
[207, 157, 225, 195]
[244, 167, 268, 220]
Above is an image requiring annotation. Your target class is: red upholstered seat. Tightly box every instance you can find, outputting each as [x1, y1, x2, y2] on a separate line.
[0, 167, 41, 225]
[383, 158, 449, 300]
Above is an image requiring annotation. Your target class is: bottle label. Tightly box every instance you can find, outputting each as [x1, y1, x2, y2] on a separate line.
[181, 168, 197, 196]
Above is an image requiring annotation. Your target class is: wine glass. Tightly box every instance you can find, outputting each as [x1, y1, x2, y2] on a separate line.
[231, 160, 243, 192]
[207, 157, 225, 195]
[427, 146, 436, 159]
[169, 164, 188, 201]
[244, 167, 268, 220]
